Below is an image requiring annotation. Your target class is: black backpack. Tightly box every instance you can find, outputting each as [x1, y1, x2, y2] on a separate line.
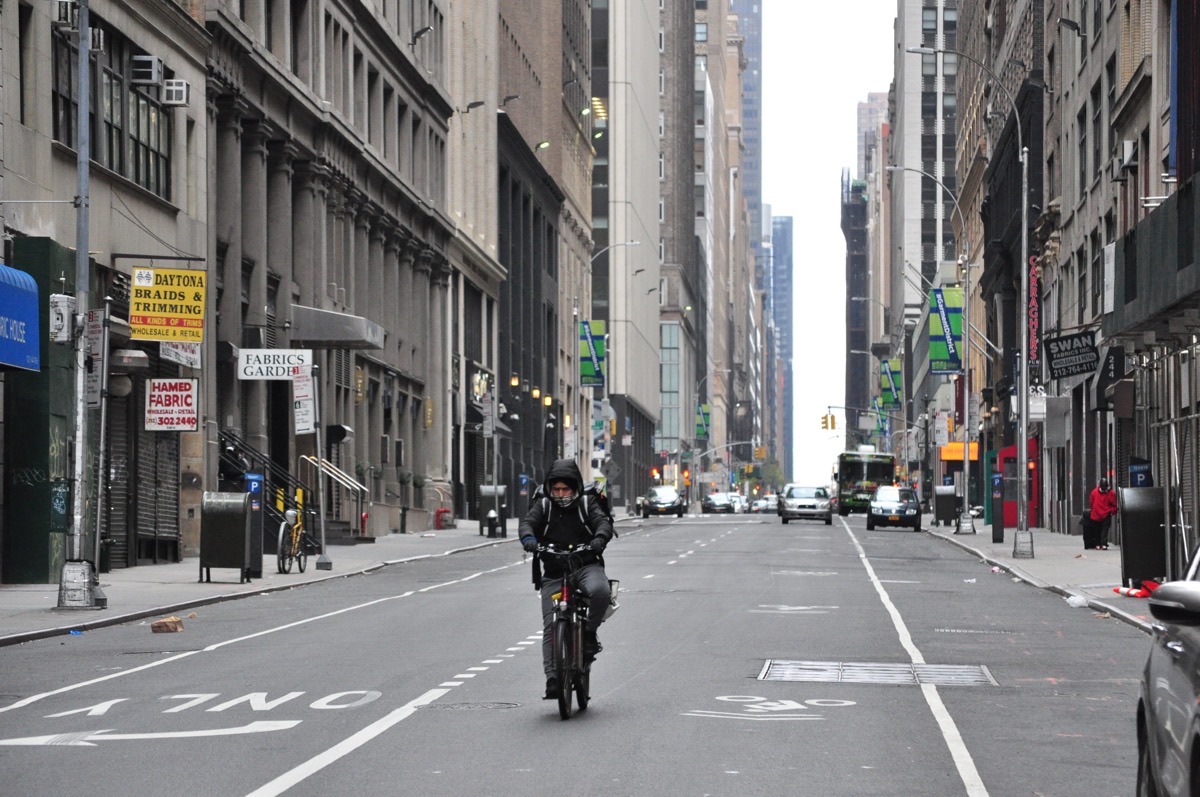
[532, 481, 616, 535]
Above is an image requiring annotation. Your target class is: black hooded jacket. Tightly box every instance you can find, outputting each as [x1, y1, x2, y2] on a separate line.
[519, 458, 614, 579]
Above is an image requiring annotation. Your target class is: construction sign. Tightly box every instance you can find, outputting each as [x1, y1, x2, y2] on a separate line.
[130, 267, 206, 342]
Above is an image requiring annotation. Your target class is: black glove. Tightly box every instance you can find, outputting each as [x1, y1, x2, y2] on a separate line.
[522, 538, 538, 553]
[591, 537, 608, 553]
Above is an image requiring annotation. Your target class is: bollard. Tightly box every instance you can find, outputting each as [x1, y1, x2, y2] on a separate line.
[486, 509, 499, 538]
[400, 506, 408, 534]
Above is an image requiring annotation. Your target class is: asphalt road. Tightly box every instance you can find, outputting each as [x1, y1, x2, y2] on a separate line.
[0, 514, 1147, 796]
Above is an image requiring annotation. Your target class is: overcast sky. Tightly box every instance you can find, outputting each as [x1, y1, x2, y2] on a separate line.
[762, 2, 897, 484]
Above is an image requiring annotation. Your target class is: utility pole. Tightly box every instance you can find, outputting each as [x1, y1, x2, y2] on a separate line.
[59, 0, 103, 608]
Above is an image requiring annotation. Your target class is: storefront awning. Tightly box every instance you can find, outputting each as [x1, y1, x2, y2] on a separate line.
[290, 305, 385, 349]
[0, 264, 40, 371]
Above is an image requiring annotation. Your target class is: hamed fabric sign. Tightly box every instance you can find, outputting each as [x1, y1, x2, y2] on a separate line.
[145, 379, 199, 431]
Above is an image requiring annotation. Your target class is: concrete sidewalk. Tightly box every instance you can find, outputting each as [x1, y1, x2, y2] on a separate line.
[0, 514, 1155, 648]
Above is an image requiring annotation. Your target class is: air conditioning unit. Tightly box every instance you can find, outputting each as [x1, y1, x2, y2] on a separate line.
[1121, 139, 1137, 170]
[1110, 155, 1127, 183]
[162, 79, 190, 107]
[130, 55, 163, 86]
[52, 0, 78, 29]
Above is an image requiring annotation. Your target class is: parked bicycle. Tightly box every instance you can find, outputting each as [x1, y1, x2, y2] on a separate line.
[277, 509, 318, 574]
[537, 544, 618, 720]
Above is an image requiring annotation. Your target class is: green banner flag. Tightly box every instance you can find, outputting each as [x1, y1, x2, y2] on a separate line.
[929, 287, 963, 375]
[580, 320, 606, 388]
[695, 403, 711, 438]
[880, 358, 902, 409]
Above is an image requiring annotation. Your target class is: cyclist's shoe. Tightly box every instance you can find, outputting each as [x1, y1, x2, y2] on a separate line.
[543, 677, 559, 700]
[583, 630, 602, 661]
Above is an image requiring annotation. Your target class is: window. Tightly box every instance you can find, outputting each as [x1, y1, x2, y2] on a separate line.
[1090, 230, 1103, 315]
[52, 22, 173, 200]
[1091, 81, 1102, 182]
[1077, 108, 1088, 198]
[695, 23, 708, 42]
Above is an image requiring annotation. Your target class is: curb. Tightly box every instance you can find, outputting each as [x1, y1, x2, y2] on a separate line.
[928, 530, 1153, 633]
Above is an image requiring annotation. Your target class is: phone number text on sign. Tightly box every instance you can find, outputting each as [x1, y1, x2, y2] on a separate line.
[145, 379, 199, 432]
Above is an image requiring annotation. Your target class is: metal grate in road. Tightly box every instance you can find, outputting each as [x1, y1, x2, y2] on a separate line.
[759, 660, 998, 687]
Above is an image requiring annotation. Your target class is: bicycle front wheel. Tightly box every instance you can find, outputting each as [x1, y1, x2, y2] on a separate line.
[553, 618, 573, 720]
[295, 533, 308, 572]
[277, 528, 293, 574]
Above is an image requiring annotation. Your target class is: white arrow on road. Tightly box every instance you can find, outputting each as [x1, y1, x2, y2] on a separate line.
[0, 720, 301, 746]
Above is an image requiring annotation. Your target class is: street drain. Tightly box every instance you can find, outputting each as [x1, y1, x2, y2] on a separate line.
[759, 660, 998, 687]
[420, 702, 521, 710]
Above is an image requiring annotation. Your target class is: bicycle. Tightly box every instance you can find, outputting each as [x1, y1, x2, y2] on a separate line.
[537, 544, 618, 720]
[277, 509, 317, 574]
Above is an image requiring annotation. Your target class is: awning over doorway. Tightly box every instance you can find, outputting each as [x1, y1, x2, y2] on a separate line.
[290, 305, 385, 349]
[0, 264, 40, 371]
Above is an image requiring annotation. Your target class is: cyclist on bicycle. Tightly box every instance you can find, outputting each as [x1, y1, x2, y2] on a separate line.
[520, 458, 614, 700]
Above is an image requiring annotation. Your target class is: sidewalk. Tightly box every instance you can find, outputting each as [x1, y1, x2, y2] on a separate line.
[0, 515, 1154, 648]
[0, 521, 520, 647]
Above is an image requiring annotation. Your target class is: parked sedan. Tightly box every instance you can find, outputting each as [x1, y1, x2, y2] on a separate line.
[865, 485, 922, 531]
[1139, 571, 1200, 796]
[642, 485, 685, 518]
[778, 485, 833, 525]
[701, 492, 736, 514]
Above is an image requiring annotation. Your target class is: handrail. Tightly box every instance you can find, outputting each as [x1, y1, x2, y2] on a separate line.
[298, 455, 368, 495]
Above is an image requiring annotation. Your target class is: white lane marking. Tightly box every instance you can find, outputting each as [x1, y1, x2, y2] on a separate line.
[842, 521, 988, 797]
[0, 720, 302, 747]
[482, 659, 504, 664]
[439, 682, 463, 687]
[0, 563, 521, 714]
[667, 560, 678, 565]
[466, 667, 489, 671]
[452, 674, 477, 679]
[643, 574, 655, 579]
[244, 689, 448, 797]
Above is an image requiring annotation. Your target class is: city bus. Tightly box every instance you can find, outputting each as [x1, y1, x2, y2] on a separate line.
[835, 450, 897, 516]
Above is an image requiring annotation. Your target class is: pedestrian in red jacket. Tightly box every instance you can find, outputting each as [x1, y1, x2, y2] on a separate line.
[1087, 478, 1119, 550]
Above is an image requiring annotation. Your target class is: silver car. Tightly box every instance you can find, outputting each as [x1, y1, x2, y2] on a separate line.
[779, 485, 833, 525]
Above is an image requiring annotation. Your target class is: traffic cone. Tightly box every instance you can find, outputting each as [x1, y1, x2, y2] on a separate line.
[1113, 586, 1149, 598]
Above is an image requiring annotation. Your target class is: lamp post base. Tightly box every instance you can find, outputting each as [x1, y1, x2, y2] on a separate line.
[315, 554, 333, 571]
[954, 513, 977, 535]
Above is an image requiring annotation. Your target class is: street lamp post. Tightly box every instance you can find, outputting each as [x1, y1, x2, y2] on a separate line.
[591, 240, 640, 509]
[885, 164, 973, 534]
[907, 46, 1031, 546]
[692, 367, 730, 508]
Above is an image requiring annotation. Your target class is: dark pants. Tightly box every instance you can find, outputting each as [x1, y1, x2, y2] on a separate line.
[1082, 516, 1112, 548]
[539, 562, 611, 677]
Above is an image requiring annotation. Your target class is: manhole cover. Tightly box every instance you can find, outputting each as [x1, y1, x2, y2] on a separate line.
[759, 660, 998, 687]
[419, 702, 521, 710]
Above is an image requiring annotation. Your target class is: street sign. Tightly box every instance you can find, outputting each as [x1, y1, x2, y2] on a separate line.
[482, 391, 495, 438]
[293, 366, 315, 434]
[129, 267, 207, 342]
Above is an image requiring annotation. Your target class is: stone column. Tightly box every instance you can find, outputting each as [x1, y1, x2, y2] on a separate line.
[367, 214, 385, 330]
[267, 139, 297, 326]
[215, 95, 245, 436]
[242, 120, 271, 454]
[292, 161, 327, 308]
[397, 234, 418, 372]
[430, 257, 452, 482]
[327, 181, 345, 306]
[383, 226, 406, 365]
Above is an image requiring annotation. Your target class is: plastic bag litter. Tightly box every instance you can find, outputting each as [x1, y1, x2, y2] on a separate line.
[1065, 595, 1089, 608]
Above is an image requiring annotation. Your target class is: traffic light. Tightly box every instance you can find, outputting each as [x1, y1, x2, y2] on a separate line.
[820, 414, 829, 429]
[829, 414, 837, 430]
[683, 468, 691, 486]
[650, 467, 661, 481]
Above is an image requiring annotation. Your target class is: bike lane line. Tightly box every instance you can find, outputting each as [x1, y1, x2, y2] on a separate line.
[842, 520, 989, 797]
[0, 561, 523, 715]
[243, 688, 449, 797]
